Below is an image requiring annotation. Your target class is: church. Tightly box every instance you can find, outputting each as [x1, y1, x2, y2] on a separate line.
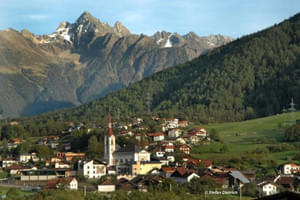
[104, 114, 151, 174]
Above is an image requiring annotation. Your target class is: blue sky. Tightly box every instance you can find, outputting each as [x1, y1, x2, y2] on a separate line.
[0, 0, 300, 38]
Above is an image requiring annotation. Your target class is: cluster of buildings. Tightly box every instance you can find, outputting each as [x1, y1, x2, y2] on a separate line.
[1, 115, 300, 197]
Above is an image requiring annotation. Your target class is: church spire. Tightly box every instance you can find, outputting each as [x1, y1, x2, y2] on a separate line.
[108, 113, 114, 136]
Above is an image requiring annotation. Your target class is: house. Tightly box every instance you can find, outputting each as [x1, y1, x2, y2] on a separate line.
[257, 181, 278, 196]
[202, 172, 229, 188]
[228, 170, 250, 190]
[79, 160, 106, 179]
[190, 127, 207, 137]
[152, 146, 165, 158]
[182, 134, 201, 144]
[131, 161, 162, 175]
[161, 166, 176, 178]
[148, 132, 165, 142]
[44, 177, 78, 190]
[55, 162, 72, 169]
[168, 128, 183, 138]
[18, 152, 39, 163]
[171, 167, 199, 184]
[179, 120, 189, 128]
[274, 175, 299, 191]
[2, 158, 19, 168]
[162, 142, 174, 153]
[98, 179, 116, 192]
[117, 178, 136, 191]
[177, 144, 191, 155]
[281, 163, 300, 175]
[162, 118, 179, 131]
[18, 154, 31, 163]
[130, 175, 165, 192]
[56, 152, 85, 161]
[7, 138, 24, 149]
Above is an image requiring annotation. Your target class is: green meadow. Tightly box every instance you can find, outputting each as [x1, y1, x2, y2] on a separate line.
[192, 112, 300, 166]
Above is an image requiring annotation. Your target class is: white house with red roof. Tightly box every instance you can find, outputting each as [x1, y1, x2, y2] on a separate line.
[281, 163, 300, 174]
[148, 132, 165, 142]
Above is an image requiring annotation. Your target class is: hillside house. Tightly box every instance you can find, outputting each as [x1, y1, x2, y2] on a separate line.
[257, 181, 278, 196]
[179, 120, 189, 127]
[148, 132, 165, 142]
[190, 127, 207, 137]
[177, 144, 191, 155]
[281, 163, 300, 175]
[168, 128, 183, 138]
[2, 158, 19, 168]
[8, 138, 24, 149]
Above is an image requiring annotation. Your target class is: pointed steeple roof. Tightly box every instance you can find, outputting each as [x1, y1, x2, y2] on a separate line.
[108, 113, 114, 136]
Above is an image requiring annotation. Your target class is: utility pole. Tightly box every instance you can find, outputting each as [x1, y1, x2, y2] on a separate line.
[84, 185, 86, 197]
[239, 184, 242, 200]
[289, 98, 296, 125]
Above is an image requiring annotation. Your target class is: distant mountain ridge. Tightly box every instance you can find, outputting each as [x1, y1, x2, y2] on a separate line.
[0, 11, 233, 118]
[39, 12, 300, 123]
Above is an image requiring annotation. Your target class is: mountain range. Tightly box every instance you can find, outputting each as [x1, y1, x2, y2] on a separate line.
[40, 12, 300, 123]
[0, 11, 233, 118]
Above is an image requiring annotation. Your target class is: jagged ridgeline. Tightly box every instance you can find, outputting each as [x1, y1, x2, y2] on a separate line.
[0, 11, 232, 118]
[37, 12, 300, 123]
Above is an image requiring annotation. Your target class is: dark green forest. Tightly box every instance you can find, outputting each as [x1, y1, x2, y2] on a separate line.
[14, 13, 300, 124]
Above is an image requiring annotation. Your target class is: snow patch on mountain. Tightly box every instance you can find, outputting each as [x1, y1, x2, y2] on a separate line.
[164, 34, 173, 48]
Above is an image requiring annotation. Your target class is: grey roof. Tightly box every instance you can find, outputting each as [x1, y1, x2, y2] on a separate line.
[229, 170, 250, 184]
[115, 144, 140, 153]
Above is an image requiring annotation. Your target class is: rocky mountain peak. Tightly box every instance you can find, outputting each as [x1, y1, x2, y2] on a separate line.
[114, 21, 130, 36]
[76, 11, 98, 24]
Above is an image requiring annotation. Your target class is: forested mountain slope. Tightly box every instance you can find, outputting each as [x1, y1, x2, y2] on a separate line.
[42, 13, 300, 123]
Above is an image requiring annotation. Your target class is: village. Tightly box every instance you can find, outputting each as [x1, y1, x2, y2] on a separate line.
[0, 114, 300, 198]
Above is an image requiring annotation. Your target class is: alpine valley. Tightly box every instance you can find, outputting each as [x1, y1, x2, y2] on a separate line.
[0, 11, 232, 118]
[39, 12, 300, 123]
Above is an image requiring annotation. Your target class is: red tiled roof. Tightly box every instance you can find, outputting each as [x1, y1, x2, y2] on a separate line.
[187, 159, 200, 166]
[276, 176, 295, 185]
[148, 132, 164, 137]
[200, 160, 213, 167]
[176, 167, 188, 176]
[162, 166, 176, 173]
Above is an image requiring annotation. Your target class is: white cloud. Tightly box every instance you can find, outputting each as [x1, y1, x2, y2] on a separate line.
[25, 14, 49, 21]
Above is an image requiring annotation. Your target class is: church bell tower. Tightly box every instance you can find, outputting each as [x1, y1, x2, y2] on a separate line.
[104, 113, 116, 166]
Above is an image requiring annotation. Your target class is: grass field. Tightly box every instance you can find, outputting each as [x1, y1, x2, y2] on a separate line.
[191, 112, 300, 165]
